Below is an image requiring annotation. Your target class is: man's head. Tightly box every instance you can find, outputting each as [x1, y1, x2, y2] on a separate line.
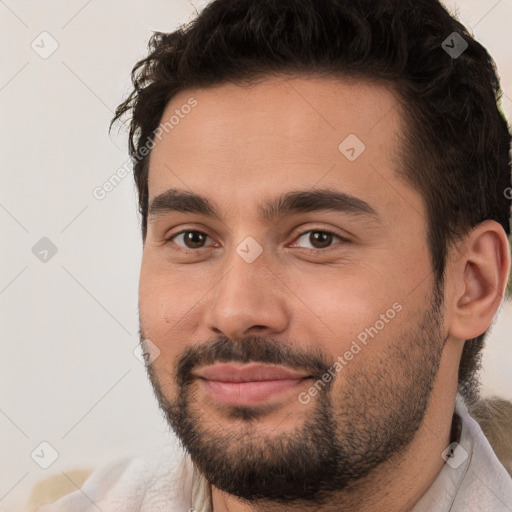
[111, 0, 511, 505]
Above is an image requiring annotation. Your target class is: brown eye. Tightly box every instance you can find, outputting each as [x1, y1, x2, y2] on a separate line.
[168, 230, 212, 250]
[293, 230, 344, 250]
[309, 231, 334, 249]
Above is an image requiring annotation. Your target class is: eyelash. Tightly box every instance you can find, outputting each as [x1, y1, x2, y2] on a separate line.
[165, 228, 349, 253]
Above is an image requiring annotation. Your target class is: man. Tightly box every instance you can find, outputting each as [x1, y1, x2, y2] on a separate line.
[38, 0, 512, 510]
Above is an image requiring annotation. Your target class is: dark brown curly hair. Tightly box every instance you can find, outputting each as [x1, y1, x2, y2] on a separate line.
[111, 0, 512, 406]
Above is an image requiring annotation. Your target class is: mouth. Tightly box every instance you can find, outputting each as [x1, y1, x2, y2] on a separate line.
[193, 363, 313, 406]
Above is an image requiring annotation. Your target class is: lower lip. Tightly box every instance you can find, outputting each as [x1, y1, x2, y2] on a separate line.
[199, 378, 309, 406]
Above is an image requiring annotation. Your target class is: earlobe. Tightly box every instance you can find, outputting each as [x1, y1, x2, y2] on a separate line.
[449, 220, 510, 341]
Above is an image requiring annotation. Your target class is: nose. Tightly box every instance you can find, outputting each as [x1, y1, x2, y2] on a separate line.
[203, 245, 289, 341]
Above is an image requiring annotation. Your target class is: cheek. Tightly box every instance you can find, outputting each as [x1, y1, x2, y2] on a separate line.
[139, 248, 192, 321]
[292, 265, 409, 359]
[139, 256, 181, 351]
[138, 255, 209, 365]
[297, 282, 380, 350]
[139, 258, 167, 331]
[138, 278, 184, 379]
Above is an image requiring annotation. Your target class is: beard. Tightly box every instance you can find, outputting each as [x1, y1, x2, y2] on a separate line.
[142, 282, 447, 506]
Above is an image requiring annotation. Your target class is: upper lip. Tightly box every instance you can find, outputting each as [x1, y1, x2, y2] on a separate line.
[193, 363, 311, 382]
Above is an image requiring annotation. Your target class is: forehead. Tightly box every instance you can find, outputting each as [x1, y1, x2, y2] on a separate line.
[147, 75, 422, 224]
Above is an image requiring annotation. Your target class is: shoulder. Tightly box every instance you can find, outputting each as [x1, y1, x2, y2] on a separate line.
[35, 444, 195, 512]
[451, 411, 512, 511]
[412, 403, 512, 511]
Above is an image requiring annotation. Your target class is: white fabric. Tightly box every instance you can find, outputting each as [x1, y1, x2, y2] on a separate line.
[37, 401, 512, 512]
[35, 440, 197, 512]
[412, 397, 512, 511]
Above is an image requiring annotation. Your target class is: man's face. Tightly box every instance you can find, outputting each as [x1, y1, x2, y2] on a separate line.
[139, 76, 449, 502]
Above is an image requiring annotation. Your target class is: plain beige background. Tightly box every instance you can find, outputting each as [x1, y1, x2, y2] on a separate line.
[0, 1, 511, 510]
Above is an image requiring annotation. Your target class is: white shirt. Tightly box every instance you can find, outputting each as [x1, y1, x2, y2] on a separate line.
[37, 399, 512, 512]
[411, 397, 512, 511]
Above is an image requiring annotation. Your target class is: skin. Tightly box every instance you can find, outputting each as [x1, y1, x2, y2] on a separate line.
[138, 75, 510, 511]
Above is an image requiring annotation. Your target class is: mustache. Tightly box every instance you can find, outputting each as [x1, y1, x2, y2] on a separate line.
[172, 335, 332, 388]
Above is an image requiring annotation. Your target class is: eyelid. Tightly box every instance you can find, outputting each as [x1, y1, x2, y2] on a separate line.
[288, 228, 349, 251]
[165, 228, 217, 251]
[165, 225, 350, 252]
[294, 228, 348, 252]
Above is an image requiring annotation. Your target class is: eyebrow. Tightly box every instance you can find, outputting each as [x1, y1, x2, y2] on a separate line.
[148, 188, 379, 223]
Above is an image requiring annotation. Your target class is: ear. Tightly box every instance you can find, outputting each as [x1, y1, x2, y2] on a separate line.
[448, 220, 510, 341]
